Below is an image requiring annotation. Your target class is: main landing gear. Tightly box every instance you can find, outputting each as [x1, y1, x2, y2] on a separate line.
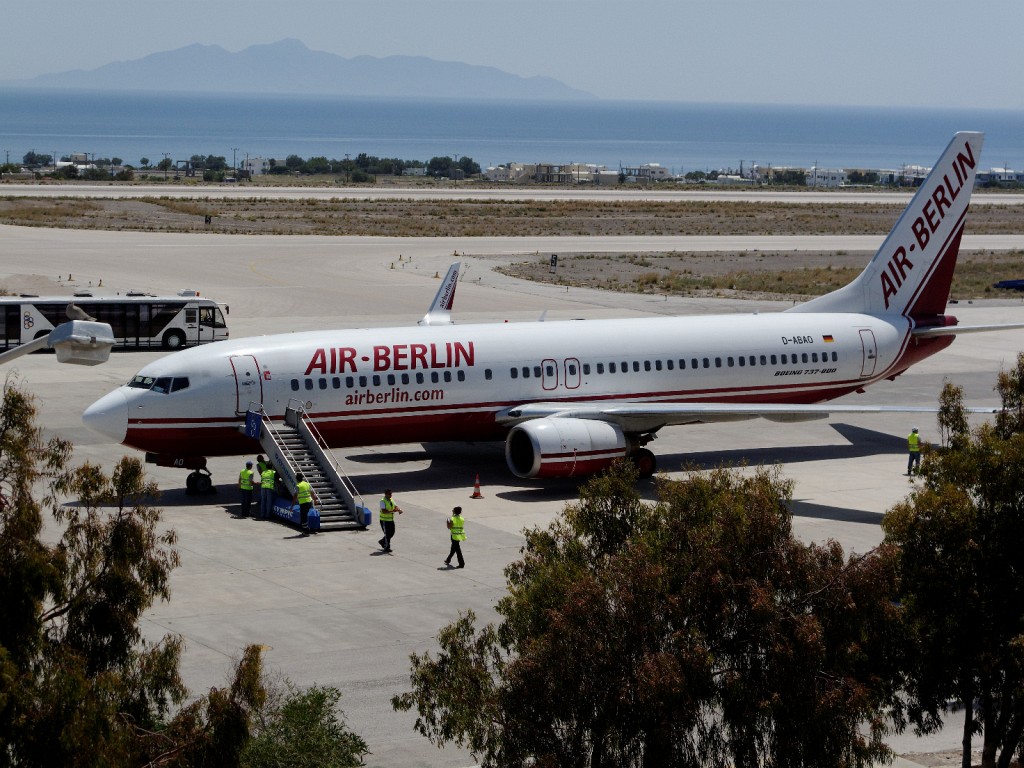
[631, 447, 657, 478]
[145, 452, 216, 495]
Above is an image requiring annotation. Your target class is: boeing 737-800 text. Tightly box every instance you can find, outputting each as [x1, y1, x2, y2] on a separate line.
[84, 132, 1014, 482]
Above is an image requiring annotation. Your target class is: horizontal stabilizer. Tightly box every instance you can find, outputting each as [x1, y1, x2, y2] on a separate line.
[912, 322, 1024, 338]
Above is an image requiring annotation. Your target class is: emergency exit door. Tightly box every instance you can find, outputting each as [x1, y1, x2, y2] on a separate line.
[858, 329, 878, 377]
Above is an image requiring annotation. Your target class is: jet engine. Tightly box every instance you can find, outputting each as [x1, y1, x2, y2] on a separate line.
[505, 417, 628, 478]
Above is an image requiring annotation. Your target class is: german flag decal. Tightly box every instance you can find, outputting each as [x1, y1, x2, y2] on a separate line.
[823, 334, 835, 343]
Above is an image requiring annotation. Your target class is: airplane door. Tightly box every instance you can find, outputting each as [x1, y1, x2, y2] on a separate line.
[564, 357, 581, 389]
[541, 358, 558, 391]
[230, 355, 263, 414]
[859, 329, 878, 377]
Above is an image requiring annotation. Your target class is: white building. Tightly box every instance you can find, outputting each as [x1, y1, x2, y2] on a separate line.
[806, 167, 848, 188]
[240, 157, 272, 176]
[620, 163, 671, 182]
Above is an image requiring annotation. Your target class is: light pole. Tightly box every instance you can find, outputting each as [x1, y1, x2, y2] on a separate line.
[232, 147, 239, 177]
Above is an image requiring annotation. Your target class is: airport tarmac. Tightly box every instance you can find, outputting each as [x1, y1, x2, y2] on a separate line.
[4, 224, 1023, 766]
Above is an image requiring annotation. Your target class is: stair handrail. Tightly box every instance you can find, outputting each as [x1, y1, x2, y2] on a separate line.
[286, 398, 365, 509]
[247, 401, 304, 496]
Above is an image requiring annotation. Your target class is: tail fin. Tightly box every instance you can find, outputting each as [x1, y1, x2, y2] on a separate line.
[418, 262, 460, 326]
[788, 131, 984, 319]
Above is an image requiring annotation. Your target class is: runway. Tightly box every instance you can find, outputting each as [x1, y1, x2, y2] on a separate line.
[4, 223, 1022, 765]
[3, 180, 1024, 205]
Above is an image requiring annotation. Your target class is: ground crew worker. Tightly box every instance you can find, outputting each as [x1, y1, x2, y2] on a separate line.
[260, 463, 277, 520]
[256, 454, 269, 476]
[239, 461, 255, 517]
[907, 427, 921, 475]
[378, 489, 402, 552]
[293, 472, 313, 531]
[444, 506, 466, 569]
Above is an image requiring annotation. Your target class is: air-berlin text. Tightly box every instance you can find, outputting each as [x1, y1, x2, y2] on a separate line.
[880, 138, 976, 310]
[305, 341, 475, 375]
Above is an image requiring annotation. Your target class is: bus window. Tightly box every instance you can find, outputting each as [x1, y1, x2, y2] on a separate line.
[199, 306, 226, 328]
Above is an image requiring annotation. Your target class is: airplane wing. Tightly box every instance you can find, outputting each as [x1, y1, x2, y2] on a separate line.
[418, 262, 460, 326]
[496, 401, 998, 433]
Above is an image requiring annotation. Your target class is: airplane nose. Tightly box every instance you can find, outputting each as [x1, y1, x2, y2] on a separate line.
[82, 389, 128, 443]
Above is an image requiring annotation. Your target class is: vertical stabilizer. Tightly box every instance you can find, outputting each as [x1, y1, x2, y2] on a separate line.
[788, 131, 984, 319]
[418, 262, 461, 326]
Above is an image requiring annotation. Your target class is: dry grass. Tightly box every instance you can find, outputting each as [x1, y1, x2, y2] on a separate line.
[497, 250, 1024, 301]
[0, 196, 1021, 237]
[3, 195, 1021, 300]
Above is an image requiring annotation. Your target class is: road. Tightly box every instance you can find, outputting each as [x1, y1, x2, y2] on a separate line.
[4, 223, 1020, 766]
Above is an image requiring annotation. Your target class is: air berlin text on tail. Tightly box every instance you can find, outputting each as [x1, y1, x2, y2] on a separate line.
[880, 136, 977, 310]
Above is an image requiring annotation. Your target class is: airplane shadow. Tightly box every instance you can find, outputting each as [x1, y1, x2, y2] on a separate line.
[654, 423, 905, 473]
[788, 499, 885, 526]
[150, 423, 905, 526]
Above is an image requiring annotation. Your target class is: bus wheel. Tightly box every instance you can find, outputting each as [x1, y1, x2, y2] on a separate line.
[163, 330, 186, 350]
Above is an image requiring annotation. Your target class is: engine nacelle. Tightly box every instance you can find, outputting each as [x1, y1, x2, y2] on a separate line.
[505, 417, 628, 478]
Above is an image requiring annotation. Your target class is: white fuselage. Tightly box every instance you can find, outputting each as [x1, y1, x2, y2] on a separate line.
[82, 309, 939, 460]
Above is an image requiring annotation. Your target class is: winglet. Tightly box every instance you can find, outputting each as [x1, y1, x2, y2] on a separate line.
[418, 262, 460, 326]
[788, 131, 984, 320]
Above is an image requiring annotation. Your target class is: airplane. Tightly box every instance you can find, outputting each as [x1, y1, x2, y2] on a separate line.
[84, 132, 1017, 484]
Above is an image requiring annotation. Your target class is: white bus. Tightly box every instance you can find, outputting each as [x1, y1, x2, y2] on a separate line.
[0, 294, 229, 351]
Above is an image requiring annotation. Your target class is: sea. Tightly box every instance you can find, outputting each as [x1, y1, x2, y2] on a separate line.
[4, 88, 1024, 174]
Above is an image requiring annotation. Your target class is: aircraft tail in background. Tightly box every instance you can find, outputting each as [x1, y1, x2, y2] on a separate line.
[419, 262, 460, 326]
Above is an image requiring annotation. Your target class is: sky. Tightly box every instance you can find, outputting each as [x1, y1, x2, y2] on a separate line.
[5, 0, 1023, 109]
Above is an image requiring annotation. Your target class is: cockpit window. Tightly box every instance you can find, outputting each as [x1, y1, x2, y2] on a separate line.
[126, 374, 190, 393]
[128, 375, 156, 389]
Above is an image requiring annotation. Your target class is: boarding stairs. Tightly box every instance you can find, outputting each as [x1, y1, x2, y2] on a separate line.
[245, 400, 370, 531]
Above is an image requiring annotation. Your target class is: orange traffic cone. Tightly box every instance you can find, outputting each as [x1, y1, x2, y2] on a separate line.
[470, 474, 484, 499]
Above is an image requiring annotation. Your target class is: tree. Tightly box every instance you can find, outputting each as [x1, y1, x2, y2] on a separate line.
[302, 156, 331, 174]
[394, 461, 902, 767]
[426, 155, 454, 177]
[0, 380, 185, 765]
[883, 353, 1024, 768]
[457, 156, 480, 176]
[242, 683, 369, 767]
[0, 380, 368, 766]
[22, 151, 51, 168]
[140, 157, 150, 168]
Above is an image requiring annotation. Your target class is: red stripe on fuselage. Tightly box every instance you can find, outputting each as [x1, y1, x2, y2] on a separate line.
[121, 375, 878, 458]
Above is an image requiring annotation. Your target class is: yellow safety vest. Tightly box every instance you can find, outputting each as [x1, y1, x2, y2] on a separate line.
[296, 481, 312, 504]
[380, 497, 396, 522]
[261, 468, 276, 489]
[450, 514, 466, 541]
[239, 468, 254, 491]
[908, 433, 920, 452]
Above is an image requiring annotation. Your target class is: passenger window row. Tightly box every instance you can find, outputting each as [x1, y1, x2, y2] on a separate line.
[285, 349, 841, 393]
[508, 350, 840, 378]
[290, 369, 468, 392]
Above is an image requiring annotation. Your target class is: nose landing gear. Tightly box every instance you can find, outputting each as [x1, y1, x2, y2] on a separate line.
[185, 469, 214, 495]
[145, 452, 216, 495]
